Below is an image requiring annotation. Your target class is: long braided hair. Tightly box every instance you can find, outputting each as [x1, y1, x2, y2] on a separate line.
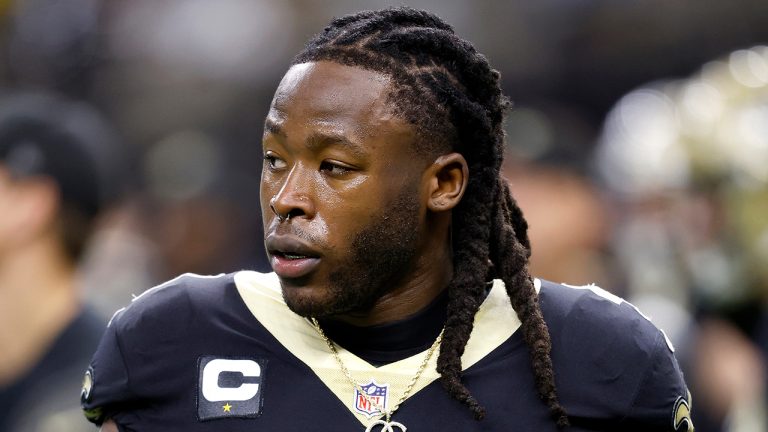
[294, 7, 569, 427]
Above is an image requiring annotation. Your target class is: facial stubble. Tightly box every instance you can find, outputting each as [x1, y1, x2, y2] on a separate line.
[283, 185, 421, 319]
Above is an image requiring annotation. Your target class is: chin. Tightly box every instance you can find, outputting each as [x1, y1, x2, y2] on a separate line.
[280, 278, 379, 319]
[281, 283, 340, 318]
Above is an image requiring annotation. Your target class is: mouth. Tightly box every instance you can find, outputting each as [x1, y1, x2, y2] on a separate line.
[265, 234, 322, 279]
[272, 251, 312, 260]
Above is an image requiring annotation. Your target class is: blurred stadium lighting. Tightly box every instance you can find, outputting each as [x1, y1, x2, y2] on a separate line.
[108, 0, 297, 82]
[595, 45, 768, 308]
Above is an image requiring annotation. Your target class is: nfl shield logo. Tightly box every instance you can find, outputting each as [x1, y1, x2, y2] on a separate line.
[353, 380, 389, 418]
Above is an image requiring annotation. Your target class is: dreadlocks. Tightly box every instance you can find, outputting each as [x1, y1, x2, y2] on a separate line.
[293, 7, 569, 428]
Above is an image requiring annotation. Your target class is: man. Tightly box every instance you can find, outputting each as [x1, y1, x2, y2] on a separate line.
[0, 92, 125, 431]
[84, 7, 693, 431]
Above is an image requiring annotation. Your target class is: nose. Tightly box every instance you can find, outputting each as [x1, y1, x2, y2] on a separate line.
[269, 166, 315, 221]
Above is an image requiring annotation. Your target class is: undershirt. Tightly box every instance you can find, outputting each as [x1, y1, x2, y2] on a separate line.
[318, 291, 448, 367]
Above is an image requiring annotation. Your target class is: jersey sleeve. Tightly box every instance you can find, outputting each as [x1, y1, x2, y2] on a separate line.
[81, 308, 136, 427]
[80, 273, 233, 430]
[538, 280, 694, 431]
[627, 330, 694, 431]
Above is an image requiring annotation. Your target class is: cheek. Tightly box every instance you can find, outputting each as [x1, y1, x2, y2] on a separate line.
[317, 182, 401, 241]
[314, 175, 366, 208]
[313, 186, 371, 242]
[320, 175, 384, 209]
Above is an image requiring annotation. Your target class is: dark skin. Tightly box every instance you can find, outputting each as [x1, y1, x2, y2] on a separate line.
[99, 61, 468, 431]
[261, 61, 468, 326]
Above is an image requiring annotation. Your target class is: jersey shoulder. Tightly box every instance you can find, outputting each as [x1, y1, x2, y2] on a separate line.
[536, 280, 692, 430]
[538, 279, 673, 354]
[82, 272, 284, 425]
[106, 272, 235, 333]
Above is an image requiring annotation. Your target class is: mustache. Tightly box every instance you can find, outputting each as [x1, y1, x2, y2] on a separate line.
[266, 221, 330, 249]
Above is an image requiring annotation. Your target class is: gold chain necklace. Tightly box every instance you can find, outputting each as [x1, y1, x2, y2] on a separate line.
[310, 318, 444, 432]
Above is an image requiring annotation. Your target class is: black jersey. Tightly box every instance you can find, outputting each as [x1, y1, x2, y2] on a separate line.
[81, 271, 693, 431]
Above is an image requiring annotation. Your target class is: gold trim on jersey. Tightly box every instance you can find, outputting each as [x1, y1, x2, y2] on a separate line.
[673, 390, 694, 432]
[234, 271, 531, 428]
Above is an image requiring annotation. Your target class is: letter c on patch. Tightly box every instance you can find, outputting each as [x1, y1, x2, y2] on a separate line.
[201, 359, 261, 402]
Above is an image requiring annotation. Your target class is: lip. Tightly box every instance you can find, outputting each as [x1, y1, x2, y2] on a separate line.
[270, 255, 321, 279]
[265, 234, 322, 279]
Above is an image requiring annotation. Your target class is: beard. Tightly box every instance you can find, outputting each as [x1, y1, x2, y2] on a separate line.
[282, 186, 421, 318]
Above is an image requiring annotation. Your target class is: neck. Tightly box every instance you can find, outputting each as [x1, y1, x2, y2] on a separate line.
[330, 226, 453, 327]
[0, 238, 79, 386]
[318, 289, 447, 365]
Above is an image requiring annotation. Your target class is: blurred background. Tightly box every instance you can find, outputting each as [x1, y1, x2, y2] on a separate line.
[0, 0, 766, 431]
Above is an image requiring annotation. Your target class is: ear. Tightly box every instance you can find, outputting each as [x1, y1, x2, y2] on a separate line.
[425, 152, 468, 212]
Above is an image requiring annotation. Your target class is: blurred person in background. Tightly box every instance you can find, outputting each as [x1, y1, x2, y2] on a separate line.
[79, 127, 270, 318]
[503, 161, 610, 288]
[595, 46, 768, 432]
[0, 92, 127, 432]
[500, 105, 612, 289]
[139, 128, 267, 281]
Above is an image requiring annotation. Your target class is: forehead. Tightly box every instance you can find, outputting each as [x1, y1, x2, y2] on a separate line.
[268, 61, 407, 140]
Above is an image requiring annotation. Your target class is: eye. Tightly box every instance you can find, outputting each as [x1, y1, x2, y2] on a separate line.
[319, 160, 354, 177]
[264, 153, 287, 170]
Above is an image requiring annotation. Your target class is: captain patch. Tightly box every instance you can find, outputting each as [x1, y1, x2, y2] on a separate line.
[197, 356, 266, 421]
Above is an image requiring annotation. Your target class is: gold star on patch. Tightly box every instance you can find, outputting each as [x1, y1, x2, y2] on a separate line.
[223, 403, 232, 412]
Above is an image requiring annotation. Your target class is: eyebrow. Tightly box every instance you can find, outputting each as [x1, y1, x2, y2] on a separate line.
[307, 131, 368, 159]
[264, 119, 285, 137]
[264, 118, 367, 159]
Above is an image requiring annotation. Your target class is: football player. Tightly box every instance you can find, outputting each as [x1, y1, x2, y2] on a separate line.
[84, 7, 693, 431]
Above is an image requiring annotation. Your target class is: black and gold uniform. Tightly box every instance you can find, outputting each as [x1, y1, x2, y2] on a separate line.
[82, 272, 693, 431]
